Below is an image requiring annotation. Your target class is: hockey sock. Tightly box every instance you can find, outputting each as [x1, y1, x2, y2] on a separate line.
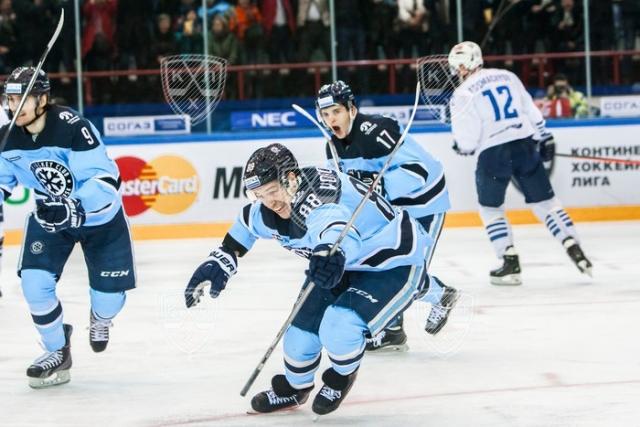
[531, 198, 578, 244]
[21, 269, 65, 351]
[484, 217, 514, 257]
[479, 205, 514, 258]
[90, 289, 126, 320]
[418, 274, 444, 305]
[283, 326, 323, 389]
[319, 306, 366, 377]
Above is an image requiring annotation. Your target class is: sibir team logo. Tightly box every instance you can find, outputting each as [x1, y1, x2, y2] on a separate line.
[115, 155, 199, 216]
[30, 160, 73, 197]
[30, 241, 44, 255]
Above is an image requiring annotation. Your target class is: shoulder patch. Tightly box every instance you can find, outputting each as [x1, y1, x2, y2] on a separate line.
[58, 110, 82, 125]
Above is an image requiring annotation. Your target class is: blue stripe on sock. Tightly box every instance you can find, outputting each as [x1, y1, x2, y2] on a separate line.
[488, 227, 507, 236]
[328, 350, 365, 368]
[284, 355, 321, 374]
[486, 222, 506, 231]
[490, 232, 508, 241]
[31, 301, 62, 326]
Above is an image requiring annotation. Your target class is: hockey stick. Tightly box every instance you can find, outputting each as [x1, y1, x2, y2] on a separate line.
[0, 9, 64, 153]
[555, 153, 640, 166]
[240, 82, 421, 397]
[291, 104, 341, 171]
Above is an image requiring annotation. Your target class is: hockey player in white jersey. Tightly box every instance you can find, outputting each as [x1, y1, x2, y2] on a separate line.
[448, 41, 592, 285]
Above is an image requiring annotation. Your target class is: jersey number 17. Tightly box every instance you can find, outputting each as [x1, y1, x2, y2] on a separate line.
[482, 85, 519, 121]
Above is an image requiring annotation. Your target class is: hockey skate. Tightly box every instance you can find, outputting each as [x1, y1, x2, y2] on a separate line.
[490, 246, 522, 286]
[250, 374, 313, 414]
[312, 368, 358, 417]
[563, 238, 593, 277]
[27, 324, 73, 389]
[365, 314, 408, 352]
[89, 311, 113, 353]
[425, 285, 459, 334]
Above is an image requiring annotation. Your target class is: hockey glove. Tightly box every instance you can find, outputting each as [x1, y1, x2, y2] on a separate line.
[184, 246, 237, 308]
[306, 244, 346, 290]
[538, 134, 556, 162]
[34, 196, 86, 233]
[452, 141, 474, 156]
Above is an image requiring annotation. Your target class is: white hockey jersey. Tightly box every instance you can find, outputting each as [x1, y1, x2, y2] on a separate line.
[450, 68, 547, 155]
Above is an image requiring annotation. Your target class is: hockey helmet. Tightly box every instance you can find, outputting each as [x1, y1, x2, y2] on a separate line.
[243, 143, 299, 192]
[315, 80, 355, 111]
[4, 67, 51, 97]
[448, 41, 483, 74]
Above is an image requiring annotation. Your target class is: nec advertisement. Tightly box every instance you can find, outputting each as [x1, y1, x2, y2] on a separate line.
[230, 105, 446, 130]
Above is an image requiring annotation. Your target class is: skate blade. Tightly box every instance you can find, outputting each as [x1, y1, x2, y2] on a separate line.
[367, 343, 409, 353]
[246, 405, 302, 416]
[28, 370, 70, 389]
[490, 275, 522, 286]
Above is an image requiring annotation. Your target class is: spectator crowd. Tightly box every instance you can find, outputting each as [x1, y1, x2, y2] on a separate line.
[0, 0, 639, 102]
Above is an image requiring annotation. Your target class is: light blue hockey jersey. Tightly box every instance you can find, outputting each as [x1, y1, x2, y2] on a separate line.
[0, 105, 122, 226]
[326, 113, 450, 219]
[225, 167, 432, 272]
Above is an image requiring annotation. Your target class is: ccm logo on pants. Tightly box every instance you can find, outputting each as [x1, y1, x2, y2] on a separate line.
[100, 270, 130, 278]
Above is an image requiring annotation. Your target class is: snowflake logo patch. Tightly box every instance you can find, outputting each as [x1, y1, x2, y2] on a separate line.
[30, 161, 73, 197]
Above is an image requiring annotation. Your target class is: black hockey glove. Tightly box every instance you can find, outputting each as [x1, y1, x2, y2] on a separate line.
[538, 134, 556, 162]
[34, 196, 86, 233]
[306, 243, 346, 290]
[184, 246, 237, 308]
[452, 141, 474, 156]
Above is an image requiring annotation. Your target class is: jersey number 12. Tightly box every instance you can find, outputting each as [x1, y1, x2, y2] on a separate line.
[482, 85, 518, 121]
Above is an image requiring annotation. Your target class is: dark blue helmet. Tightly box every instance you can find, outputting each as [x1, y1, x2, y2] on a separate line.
[315, 80, 355, 111]
[243, 143, 299, 191]
[4, 67, 51, 97]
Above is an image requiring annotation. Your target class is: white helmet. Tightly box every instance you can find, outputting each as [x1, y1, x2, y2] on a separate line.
[448, 41, 483, 73]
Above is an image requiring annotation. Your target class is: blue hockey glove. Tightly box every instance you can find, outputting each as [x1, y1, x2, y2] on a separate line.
[306, 244, 346, 290]
[184, 246, 237, 308]
[452, 141, 474, 156]
[538, 134, 556, 162]
[34, 196, 86, 233]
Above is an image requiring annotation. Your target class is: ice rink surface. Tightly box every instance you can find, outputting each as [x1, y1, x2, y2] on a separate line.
[1, 221, 639, 427]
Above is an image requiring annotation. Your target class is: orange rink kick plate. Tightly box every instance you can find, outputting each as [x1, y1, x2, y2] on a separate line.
[4, 205, 640, 245]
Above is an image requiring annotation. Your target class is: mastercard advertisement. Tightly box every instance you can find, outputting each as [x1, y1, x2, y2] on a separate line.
[115, 155, 200, 217]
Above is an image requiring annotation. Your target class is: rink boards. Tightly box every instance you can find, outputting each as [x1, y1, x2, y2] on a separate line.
[3, 118, 639, 243]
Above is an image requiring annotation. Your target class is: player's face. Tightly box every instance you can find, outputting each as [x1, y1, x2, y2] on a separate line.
[320, 104, 351, 139]
[252, 181, 293, 219]
[6, 94, 39, 126]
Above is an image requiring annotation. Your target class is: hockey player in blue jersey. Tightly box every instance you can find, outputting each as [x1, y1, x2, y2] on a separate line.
[184, 143, 432, 416]
[448, 41, 592, 285]
[0, 67, 136, 388]
[314, 80, 458, 351]
[0, 105, 7, 298]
